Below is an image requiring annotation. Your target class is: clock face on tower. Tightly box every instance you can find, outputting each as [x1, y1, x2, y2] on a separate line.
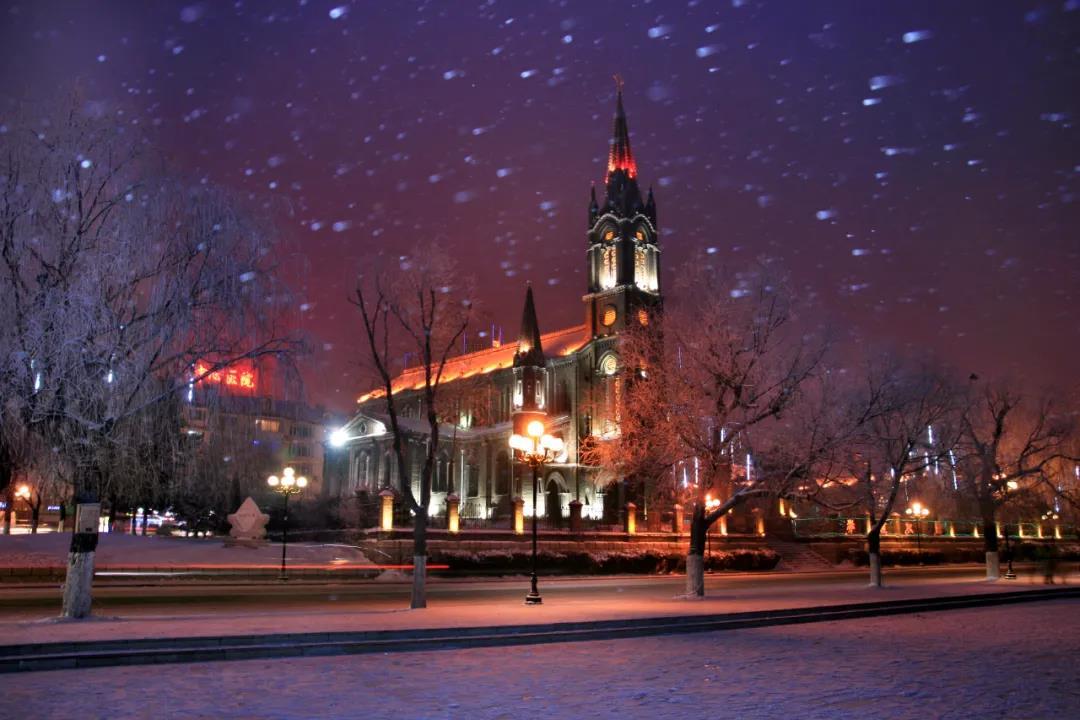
[599, 354, 618, 376]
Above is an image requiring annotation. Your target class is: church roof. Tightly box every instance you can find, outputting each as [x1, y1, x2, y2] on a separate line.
[356, 323, 589, 404]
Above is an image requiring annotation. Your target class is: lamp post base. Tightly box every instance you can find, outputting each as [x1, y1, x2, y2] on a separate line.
[525, 572, 542, 604]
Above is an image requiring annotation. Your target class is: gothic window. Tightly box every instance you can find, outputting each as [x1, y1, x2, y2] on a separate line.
[634, 246, 647, 289]
[601, 246, 617, 289]
[601, 305, 617, 327]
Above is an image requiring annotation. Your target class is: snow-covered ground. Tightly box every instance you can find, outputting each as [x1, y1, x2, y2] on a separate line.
[4, 600, 1076, 719]
[0, 533, 371, 568]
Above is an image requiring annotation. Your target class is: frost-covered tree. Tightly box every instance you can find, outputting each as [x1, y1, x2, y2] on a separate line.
[0, 101, 298, 618]
[599, 260, 830, 596]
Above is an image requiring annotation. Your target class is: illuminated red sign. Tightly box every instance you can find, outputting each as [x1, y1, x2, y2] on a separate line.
[194, 361, 258, 393]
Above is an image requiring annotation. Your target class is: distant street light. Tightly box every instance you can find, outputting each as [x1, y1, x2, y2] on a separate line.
[329, 427, 349, 448]
[509, 419, 563, 605]
[267, 467, 307, 580]
[905, 501, 930, 560]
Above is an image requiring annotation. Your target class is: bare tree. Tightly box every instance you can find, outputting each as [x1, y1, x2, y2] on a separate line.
[955, 381, 1074, 579]
[352, 246, 472, 609]
[835, 357, 959, 587]
[0, 101, 299, 617]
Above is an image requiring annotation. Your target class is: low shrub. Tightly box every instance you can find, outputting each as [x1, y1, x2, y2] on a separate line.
[847, 548, 949, 566]
[433, 547, 779, 575]
[704, 549, 781, 572]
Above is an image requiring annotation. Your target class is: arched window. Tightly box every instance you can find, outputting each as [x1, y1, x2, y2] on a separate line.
[467, 463, 480, 497]
[598, 354, 620, 436]
[495, 451, 511, 496]
[381, 450, 394, 489]
[355, 451, 371, 491]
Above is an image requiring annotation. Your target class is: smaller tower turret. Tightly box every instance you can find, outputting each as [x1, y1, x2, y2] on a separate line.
[512, 285, 548, 437]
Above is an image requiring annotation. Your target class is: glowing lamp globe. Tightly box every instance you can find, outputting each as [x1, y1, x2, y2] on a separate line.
[526, 420, 545, 438]
[329, 428, 349, 448]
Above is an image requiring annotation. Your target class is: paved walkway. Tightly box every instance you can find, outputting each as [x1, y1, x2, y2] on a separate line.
[1, 570, 1066, 647]
[9, 601, 1076, 719]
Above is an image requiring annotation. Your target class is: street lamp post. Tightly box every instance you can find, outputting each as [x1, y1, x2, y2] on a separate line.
[1001, 522, 1017, 580]
[509, 419, 564, 605]
[905, 502, 930, 561]
[267, 467, 307, 581]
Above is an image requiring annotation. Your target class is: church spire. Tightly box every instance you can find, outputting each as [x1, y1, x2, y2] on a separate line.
[603, 76, 644, 216]
[606, 76, 637, 181]
[513, 284, 545, 368]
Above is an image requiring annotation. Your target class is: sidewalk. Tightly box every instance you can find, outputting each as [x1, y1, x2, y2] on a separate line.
[0, 572, 1067, 648]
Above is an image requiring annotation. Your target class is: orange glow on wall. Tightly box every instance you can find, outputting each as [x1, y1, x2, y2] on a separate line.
[356, 324, 589, 404]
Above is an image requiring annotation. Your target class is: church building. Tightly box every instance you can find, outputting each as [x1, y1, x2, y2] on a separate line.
[335, 90, 661, 523]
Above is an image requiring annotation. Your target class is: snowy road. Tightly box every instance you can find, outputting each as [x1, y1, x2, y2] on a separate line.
[3, 600, 1076, 720]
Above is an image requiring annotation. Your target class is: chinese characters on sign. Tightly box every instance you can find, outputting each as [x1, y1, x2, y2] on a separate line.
[194, 361, 258, 393]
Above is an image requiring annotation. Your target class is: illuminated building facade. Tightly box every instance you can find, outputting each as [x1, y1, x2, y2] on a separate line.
[335, 90, 661, 522]
[182, 360, 331, 496]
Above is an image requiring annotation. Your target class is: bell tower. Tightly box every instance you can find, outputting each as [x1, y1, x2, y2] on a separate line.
[584, 82, 661, 338]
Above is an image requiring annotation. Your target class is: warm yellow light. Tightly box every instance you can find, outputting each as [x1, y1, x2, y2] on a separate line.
[297, 477, 308, 488]
[514, 500, 524, 535]
[527, 420, 544, 438]
[283, 475, 295, 487]
[283, 467, 295, 478]
[380, 492, 394, 531]
[15, 485, 30, 499]
[267, 475, 280, 487]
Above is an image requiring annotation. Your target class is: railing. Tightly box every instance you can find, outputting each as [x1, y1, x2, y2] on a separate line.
[790, 516, 1078, 540]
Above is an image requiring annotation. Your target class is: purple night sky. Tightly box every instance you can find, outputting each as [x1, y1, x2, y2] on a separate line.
[2, 1, 1077, 412]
